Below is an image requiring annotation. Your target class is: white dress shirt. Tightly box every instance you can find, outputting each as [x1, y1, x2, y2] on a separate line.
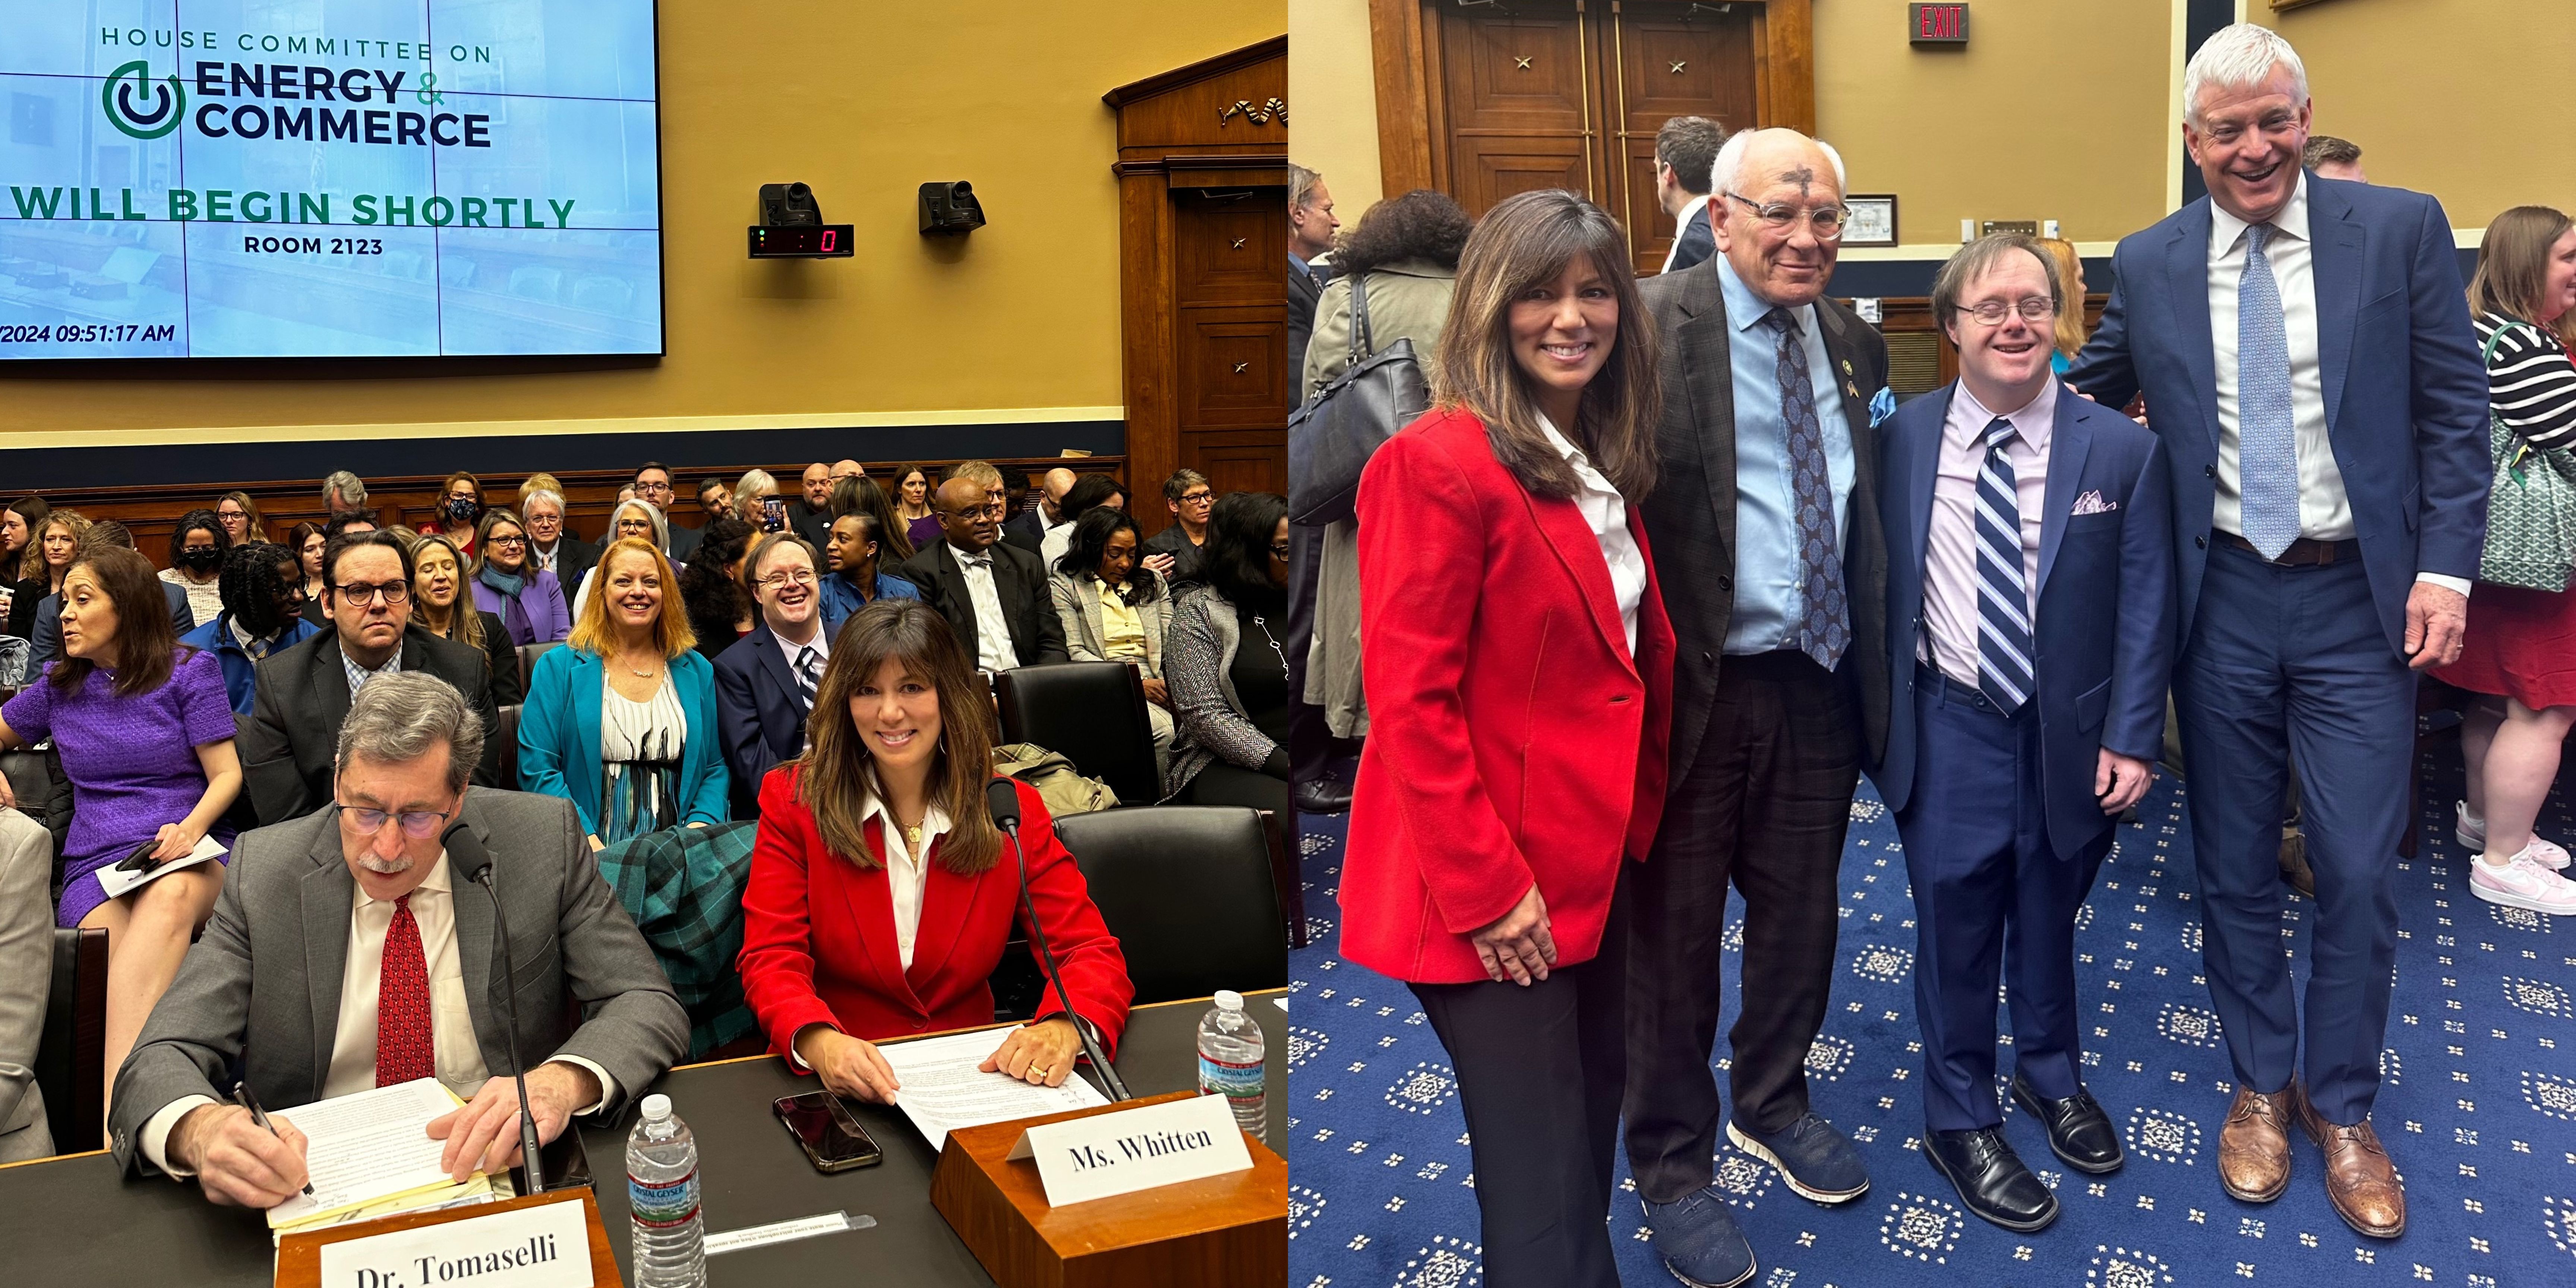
[1534, 411, 1645, 657]
[1038, 512, 1079, 568]
[773, 621, 829, 680]
[2209, 174, 2468, 596]
[949, 543, 1020, 672]
[784, 780, 954, 1071]
[1922, 381, 2053, 687]
[141, 853, 615, 1177]
[1660, 192, 1711, 274]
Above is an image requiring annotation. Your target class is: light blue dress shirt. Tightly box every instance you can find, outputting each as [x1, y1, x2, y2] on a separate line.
[1714, 255, 1856, 656]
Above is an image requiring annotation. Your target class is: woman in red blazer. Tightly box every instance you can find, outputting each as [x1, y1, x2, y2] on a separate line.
[1342, 189, 1675, 1288]
[736, 599, 1132, 1102]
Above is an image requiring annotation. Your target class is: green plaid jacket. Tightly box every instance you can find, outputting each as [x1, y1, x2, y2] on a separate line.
[594, 820, 759, 1059]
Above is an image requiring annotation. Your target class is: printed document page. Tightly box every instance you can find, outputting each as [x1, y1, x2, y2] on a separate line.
[879, 1026, 1110, 1151]
[266, 1078, 478, 1228]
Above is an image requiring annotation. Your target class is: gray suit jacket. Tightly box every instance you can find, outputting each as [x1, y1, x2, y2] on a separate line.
[0, 809, 52, 1162]
[1048, 570, 1169, 678]
[1636, 256, 1892, 784]
[109, 789, 689, 1175]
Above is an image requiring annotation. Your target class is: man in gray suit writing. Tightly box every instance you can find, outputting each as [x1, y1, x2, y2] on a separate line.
[110, 673, 688, 1207]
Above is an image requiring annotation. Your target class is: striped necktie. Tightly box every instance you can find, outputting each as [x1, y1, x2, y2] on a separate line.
[795, 645, 822, 710]
[2236, 222, 2299, 559]
[1974, 416, 2035, 714]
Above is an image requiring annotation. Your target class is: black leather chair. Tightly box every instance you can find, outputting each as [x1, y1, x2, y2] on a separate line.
[994, 662, 1159, 806]
[496, 706, 522, 791]
[33, 926, 107, 1155]
[1052, 805, 1288, 1004]
[517, 641, 562, 694]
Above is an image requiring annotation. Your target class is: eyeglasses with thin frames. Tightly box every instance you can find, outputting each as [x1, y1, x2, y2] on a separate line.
[1724, 192, 1850, 239]
[1952, 297, 2059, 326]
[335, 799, 458, 839]
[330, 580, 411, 606]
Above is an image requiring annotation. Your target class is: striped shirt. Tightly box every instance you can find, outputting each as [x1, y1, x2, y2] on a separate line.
[2477, 310, 2576, 452]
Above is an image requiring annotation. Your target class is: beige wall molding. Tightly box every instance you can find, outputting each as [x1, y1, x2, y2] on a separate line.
[0, 406, 1126, 453]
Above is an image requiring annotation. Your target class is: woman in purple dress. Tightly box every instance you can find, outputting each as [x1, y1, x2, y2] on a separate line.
[0, 546, 242, 1116]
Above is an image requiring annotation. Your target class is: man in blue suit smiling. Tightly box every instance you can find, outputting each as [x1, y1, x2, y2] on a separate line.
[2065, 24, 2487, 1240]
[1873, 233, 2173, 1232]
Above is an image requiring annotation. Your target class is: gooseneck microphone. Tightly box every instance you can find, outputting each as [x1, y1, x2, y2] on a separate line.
[443, 820, 550, 1192]
[986, 777, 1129, 1102]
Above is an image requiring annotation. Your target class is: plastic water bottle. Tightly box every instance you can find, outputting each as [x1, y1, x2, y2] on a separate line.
[627, 1093, 706, 1288]
[1197, 989, 1268, 1143]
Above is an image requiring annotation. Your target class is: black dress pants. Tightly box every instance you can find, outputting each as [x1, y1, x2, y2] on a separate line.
[1411, 869, 1630, 1288]
[1623, 649, 1860, 1205]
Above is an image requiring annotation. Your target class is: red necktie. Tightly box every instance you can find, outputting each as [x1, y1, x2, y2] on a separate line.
[376, 894, 434, 1087]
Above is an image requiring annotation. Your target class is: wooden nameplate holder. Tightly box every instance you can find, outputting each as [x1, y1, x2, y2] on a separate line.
[275, 1188, 623, 1288]
[929, 1089, 1288, 1288]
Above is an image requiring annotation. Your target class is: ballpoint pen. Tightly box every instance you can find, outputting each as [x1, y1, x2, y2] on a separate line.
[234, 1079, 314, 1196]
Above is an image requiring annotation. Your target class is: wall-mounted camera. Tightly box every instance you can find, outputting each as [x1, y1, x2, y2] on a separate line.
[919, 181, 986, 236]
[750, 181, 852, 259]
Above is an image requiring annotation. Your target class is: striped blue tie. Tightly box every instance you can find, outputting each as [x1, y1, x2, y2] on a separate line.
[2236, 223, 2299, 559]
[1974, 416, 2034, 714]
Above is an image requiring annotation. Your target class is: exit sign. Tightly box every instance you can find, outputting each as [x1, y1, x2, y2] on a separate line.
[1910, 3, 1970, 45]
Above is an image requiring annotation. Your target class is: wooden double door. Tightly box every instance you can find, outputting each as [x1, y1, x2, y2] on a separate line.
[1422, 0, 1766, 275]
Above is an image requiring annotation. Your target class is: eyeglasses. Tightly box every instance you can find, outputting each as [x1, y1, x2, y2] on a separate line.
[331, 580, 411, 605]
[1952, 297, 2058, 326]
[634, 480, 675, 496]
[1268, 541, 1292, 559]
[336, 800, 457, 839]
[1179, 491, 1214, 506]
[1724, 192, 1850, 239]
[486, 535, 527, 548]
[757, 569, 820, 588]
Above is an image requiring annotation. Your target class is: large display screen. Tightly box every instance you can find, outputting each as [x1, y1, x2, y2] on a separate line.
[0, 2, 662, 359]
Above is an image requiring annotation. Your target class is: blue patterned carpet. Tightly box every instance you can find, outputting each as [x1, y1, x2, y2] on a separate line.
[1287, 754, 2576, 1288]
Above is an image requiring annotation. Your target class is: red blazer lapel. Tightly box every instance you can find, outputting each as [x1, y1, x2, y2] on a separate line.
[834, 818, 924, 1011]
[906, 837, 985, 993]
[1518, 485, 1637, 681]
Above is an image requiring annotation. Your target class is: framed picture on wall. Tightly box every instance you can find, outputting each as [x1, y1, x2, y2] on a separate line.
[1844, 195, 1898, 247]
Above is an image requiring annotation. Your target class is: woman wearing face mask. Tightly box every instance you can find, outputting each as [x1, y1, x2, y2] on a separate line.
[157, 509, 231, 625]
[421, 471, 484, 556]
[467, 508, 572, 646]
[411, 534, 524, 709]
[176, 543, 322, 715]
[519, 537, 730, 849]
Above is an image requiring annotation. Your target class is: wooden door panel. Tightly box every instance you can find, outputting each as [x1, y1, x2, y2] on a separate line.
[1174, 195, 1283, 307]
[1453, 139, 1590, 218]
[1439, 6, 1589, 133]
[1178, 311, 1289, 430]
[1187, 431, 1287, 498]
[1609, 2, 1758, 274]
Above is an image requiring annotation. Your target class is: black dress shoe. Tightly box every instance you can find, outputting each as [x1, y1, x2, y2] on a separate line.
[2010, 1073, 2124, 1174]
[1924, 1128, 2059, 1232]
[1293, 776, 1354, 814]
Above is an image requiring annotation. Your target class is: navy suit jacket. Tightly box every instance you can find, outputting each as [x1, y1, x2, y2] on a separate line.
[2064, 174, 2488, 657]
[1869, 384, 2175, 859]
[710, 620, 838, 815]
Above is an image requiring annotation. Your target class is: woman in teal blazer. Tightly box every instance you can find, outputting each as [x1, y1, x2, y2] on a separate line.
[519, 537, 730, 845]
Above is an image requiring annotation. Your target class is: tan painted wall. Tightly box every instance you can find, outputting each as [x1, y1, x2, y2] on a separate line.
[0, 1, 1287, 445]
[2257, 0, 2576, 230]
[1290, 0, 1385, 215]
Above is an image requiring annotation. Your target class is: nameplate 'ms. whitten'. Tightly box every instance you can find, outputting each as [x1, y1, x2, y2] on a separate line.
[315, 1197, 592, 1288]
[1007, 1092, 1255, 1207]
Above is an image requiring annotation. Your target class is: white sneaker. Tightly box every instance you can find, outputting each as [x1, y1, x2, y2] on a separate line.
[2470, 846, 2576, 916]
[2455, 801, 2570, 869]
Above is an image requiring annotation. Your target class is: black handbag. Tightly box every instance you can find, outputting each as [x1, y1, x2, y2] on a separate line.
[1287, 272, 1430, 526]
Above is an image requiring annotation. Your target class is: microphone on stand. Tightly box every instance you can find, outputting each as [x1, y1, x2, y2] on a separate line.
[443, 820, 550, 1192]
[986, 777, 1128, 1102]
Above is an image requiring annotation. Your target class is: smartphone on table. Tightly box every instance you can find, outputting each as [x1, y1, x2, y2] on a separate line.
[773, 1091, 883, 1173]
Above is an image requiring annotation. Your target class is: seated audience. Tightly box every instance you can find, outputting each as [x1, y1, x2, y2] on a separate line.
[32, 523, 194, 663]
[2438, 205, 2576, 916]
[7, 508, 86, 640]
[679, 518, 760, 662]
[322, 512, 379, 542]
[521, 487, 598, 590]
[892, 463, 942, 553]
[520, 538, 729, 847]
[736, 599, 1132, 1098]
[713, 533, 835, 815]
[897, 477, 1069, 672]
[422, 471, 483, 556]
[572, 499, 682, 620]
[109, 672, 689, 1203]
[320, 469, 369, 519]
[1050, 507, 1178, 768]
[213, 491, 266, 547]
[0, 546, 241, 1116]
[288, 521, 328, 605]
[1045, 473, 1129, 569]
[239, 531, 502, 824]
[631, 463, 697, 560]
[309, 513, 379, 626]
[469, 509, 572, 646]
[159, 508, 230, 625]
[1005, 467, 1079, 557]
[818, 512, 922, 626]
[790, 462, 835, 548]
[0, 806, 51, 1161]
[1142, 470, 1215, 583]
[178, 543, 322, 716]
[411, 534, 525, 710]
[830, 474, 917, 564]
[684, 476, 731, 553]
[732, 470, 784, 534]
[1162, 491, 1293, 811]
[518, 472, 568, 525]
[2, 496, 48, 577]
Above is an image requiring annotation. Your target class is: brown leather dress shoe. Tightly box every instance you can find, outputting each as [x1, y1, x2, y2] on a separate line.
[2298, 1093, 2406, 1238]
[2217, 1087, 2294, 1203]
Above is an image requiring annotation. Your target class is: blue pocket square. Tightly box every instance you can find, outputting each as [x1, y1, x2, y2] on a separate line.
[1868, 386, 1897, 427]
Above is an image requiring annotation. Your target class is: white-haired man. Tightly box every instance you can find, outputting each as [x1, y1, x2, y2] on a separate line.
[2066, 24, 2486, 1239]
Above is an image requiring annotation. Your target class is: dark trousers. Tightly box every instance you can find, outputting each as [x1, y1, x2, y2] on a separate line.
[1624, 650, 1860, 1204]
[1894, 668, 2109, 1132]
[1412, 870, 1630, 1288]
[2174, 542, 2410, 1124]
[1285, 521, 1336, 785]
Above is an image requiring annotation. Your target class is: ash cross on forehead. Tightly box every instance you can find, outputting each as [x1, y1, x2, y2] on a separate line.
[1781, 165, 1816, 199]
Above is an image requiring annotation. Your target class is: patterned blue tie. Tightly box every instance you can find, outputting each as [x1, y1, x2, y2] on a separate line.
[2236, 223, 2299, 559]
[1974, 416, 2034, 713]
[1763, 308, 1850, 670]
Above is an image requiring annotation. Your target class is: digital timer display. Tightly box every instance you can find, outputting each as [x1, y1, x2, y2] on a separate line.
[748, 225, 856, 259]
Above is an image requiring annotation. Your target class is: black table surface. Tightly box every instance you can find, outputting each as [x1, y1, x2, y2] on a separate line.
[0, 990, 1287, 1288]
